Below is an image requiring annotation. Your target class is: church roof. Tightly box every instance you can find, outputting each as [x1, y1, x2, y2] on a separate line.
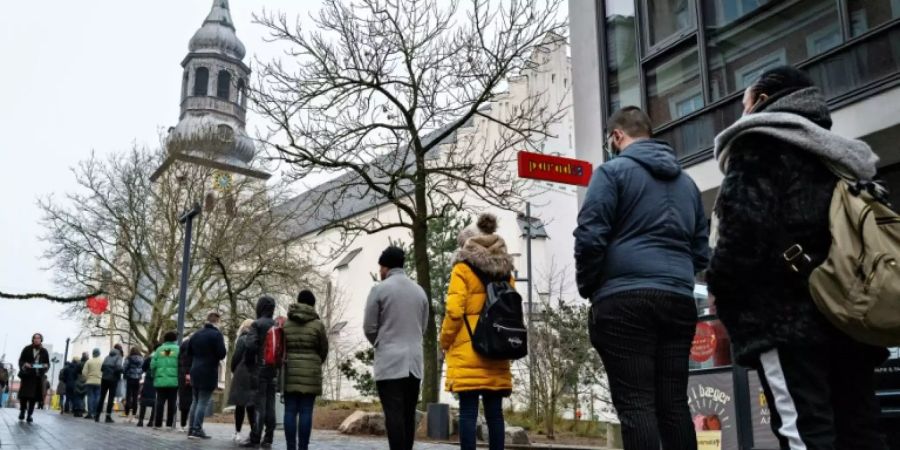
[189, 0, 246, 60]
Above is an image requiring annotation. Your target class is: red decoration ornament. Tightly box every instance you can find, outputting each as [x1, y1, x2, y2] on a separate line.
[690, 321, 717, 363]
[87, 296, 109, 315]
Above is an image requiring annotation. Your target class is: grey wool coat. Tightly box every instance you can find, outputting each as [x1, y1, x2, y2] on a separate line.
[363, 268, 429, 381]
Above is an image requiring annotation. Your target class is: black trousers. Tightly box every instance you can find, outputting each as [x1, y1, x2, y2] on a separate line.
[757, 331, 888, 450]
[97, 379, 118, 417]
[125, 379, 140, 416]
[138, 403, 155, 425]
[376, 375, 421, 450]
[589, 289, 698, 450]
[235, 404, 256, 433]
[154, 387, 178, 428]
[250, 377, 277, 444]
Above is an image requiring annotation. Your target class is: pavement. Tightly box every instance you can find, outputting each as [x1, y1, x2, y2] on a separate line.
[0, 407, 457, 450]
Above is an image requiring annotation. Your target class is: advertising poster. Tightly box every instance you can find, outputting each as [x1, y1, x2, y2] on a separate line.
[688, 371, 738, 450]
[747, 371, 780, 448]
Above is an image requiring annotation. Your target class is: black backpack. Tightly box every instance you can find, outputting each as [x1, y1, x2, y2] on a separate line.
[462, 263, 528, 360]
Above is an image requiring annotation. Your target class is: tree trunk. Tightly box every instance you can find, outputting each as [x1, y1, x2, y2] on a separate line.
[413, 216, 438, 404]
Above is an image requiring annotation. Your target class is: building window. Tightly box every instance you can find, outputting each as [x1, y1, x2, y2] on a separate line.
[849, 0, 900, 37]
[645, 0, 696, 49]
[704, 0, 841, 101]
[334, 248, 363, 270]
[606, 1, 641, 114]
[237, 78, 246, 106]
[193, 67, 209, 96]
[217, 70, 232, 100]
[646, 46, 702, 126]
[734, 49, 787, 91]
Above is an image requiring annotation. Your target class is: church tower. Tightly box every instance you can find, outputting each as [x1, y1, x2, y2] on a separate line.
[152, 0, 269, 181]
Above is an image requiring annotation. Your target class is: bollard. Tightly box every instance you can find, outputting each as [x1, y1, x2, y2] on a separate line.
[427, 403, 450, 440]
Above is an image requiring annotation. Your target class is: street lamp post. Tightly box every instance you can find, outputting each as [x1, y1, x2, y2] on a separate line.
[175, 203, 202, 343]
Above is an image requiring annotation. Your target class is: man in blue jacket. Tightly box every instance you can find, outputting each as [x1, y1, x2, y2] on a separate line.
[574, 106, 709, 450]
[186, 312, 227, 440]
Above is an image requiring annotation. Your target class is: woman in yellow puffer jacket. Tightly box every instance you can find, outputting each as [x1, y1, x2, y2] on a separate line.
[440, 213, 514, 450]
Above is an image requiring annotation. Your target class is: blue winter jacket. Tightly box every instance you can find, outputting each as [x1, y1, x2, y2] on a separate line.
[574, 139, 710, 301]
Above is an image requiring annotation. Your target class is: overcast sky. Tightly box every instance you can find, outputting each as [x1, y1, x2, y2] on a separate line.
[0, 0, 318, 363]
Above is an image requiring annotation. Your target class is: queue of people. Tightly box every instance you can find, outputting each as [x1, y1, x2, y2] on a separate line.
[13, 64, 890, 450]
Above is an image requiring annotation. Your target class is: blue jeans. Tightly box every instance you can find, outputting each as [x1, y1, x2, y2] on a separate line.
[284, 393, 316, 450]
[458, 391, 505, 450]
[189, 387, 213, 434]
[86, 385, 101, 418]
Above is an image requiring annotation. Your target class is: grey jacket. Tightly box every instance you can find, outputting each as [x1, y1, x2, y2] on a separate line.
[363, 268, 429, 381]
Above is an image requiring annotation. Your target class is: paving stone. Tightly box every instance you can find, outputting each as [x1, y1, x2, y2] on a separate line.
[0, 407, 456, 449]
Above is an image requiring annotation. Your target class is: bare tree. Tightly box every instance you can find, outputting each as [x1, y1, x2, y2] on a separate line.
[39, 146, 317, 358]
[251, 0, 567, 403]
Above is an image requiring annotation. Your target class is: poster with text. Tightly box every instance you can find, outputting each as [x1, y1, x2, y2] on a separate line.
[688, 371, 738, 450]
[747, 371, 780, 448]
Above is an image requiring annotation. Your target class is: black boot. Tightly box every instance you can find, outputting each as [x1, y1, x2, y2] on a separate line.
[105, 414, 114, 424]
[18, 410, 25, 421]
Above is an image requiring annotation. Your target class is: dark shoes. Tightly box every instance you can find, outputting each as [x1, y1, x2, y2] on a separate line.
[188, 430, 212, 440]
[239, 439, 260, 448]
[26, 416, 33, 424]
[105, 415, 114, 424]
[136, 421, 143, 427]
[18, 411, 25, 421]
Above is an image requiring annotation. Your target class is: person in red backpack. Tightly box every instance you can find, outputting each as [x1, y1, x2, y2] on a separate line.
[241, 296, 278, 448]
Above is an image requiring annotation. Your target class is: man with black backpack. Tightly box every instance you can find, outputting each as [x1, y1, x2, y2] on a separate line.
[364, 246, 429, 450]
[575, 106, 710, 449]
[241, 296, 278, 448]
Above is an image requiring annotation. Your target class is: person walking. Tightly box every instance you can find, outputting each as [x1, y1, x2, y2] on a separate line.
[364, 246, 429, 450]
[441, 214, 515, 450]
[574, 106, 710, 450]
[709, 65, 888, 449]
[123, 347, 144, 423]
[17, 333, 51, 423]
[282, 290, 329, 450]
[178, 337, 193, 432]
[240, 296, 279, 448]
[151, 331, 180, 429]
[97, 346, 123, 423]
[137, 350, 156, 427]
[81, 349, 103, 420]
[186, 312, 227, 440]
[229, 319, 257, 444]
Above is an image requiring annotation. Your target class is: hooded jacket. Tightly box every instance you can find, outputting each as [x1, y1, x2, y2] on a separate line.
[245, 296, 277, 379]
[227, 330, 256, 407]
[82, 355, 103, 386]
[124, 354, 144, 381]
[440, 233, 515, 393]
[709, 87, 884, 366]
[101, 349, 123, 381]
[151, 341, 180, 388]
[574, 139, 710, 301]
[282, 303, 329, 395]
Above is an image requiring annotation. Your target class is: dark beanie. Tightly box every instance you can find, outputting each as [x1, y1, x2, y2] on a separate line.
[297, 290, 316, 306]
[378, 246, 405, 269]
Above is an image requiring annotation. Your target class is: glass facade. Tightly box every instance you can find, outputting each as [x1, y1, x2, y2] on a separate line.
[601, 0, 900, 162]
[705, 0, 841, 101]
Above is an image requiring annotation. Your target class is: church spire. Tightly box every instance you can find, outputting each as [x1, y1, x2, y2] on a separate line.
[203, 0, 235, 30]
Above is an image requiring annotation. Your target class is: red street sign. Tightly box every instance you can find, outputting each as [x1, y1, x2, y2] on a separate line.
[517, 151, 593, 187]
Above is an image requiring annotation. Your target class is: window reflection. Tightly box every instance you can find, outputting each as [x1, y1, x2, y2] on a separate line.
[646, 47, 702, 126]
[646, 0, 696, 48]
[705, 0, 841, 101]
[807, 27, 900, 98]
[606, 1, 641, 114]
[849, 0, 900, 37]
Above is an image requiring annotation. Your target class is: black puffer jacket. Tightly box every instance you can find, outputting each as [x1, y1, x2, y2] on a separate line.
[708, 87, 883, 366]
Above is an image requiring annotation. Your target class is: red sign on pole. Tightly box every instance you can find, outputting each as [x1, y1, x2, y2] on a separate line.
[517, 151, 593, 187]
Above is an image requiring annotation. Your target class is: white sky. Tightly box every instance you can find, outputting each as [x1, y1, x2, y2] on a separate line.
[0, 0, 317, 363]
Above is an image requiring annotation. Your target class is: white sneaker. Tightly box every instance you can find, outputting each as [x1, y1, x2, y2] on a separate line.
[232, 432, 242, 443]
[180, 426, 188, 433]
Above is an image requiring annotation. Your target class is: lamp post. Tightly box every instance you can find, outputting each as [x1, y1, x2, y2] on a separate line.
[175, 203, 202, 343]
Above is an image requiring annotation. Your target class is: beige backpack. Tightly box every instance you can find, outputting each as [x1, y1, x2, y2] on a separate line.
[788, 176, 900, 346]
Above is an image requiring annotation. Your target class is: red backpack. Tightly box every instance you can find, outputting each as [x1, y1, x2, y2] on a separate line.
[263, 316, 286, 368]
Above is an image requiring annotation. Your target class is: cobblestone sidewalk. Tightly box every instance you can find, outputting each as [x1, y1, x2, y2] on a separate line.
[0, 407, 456, 450]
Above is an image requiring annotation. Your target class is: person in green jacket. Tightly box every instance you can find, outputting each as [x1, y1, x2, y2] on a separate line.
[282, 290, 329, 450]
[151, 331, 180, 429]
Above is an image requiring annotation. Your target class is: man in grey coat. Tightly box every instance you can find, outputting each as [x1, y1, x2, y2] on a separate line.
[363, 246, 429, 450]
